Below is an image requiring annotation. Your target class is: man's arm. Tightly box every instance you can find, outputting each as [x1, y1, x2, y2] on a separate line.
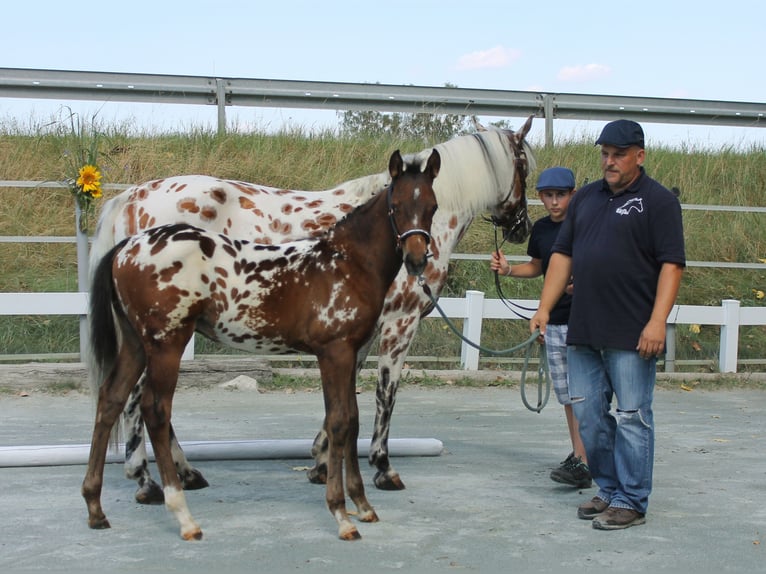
[637, 262, 684, 358]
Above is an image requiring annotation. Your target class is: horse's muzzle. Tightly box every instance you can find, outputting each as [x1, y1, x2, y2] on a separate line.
[503, 216, 533, 244]
[400, 229, 431, 276]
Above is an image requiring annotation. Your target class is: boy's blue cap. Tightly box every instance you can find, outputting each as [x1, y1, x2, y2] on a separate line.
[595, 119, 645, 148]
[535, 167, 575, 191]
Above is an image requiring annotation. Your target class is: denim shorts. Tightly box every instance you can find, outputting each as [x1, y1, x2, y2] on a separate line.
[544, 324, 570, 405]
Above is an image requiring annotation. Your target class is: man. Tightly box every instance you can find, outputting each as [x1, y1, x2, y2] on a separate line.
[490, 167, 591, 488]
[530, 120, 685, 530]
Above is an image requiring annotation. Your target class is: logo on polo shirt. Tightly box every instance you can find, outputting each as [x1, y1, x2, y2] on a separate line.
[615, 197, 643, 215]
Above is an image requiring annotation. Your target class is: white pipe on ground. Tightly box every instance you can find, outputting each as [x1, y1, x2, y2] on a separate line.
[0, 438, 444, 468]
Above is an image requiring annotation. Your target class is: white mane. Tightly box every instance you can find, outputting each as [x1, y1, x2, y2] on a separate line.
[403, 130, 536, 214]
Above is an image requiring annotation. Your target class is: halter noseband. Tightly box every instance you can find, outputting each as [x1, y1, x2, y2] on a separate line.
[386, 183, 432, 251]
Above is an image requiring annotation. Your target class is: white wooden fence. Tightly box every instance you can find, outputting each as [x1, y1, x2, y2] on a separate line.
[1, 289, 764, 373]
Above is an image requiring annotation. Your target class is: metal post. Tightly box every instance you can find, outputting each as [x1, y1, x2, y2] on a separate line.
[216, 79, 227, 136]
[543, 94, 555, 148]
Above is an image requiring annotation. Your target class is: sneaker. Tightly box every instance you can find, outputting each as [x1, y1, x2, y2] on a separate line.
[577, 496, 609, 520]
[550, 455, 593, 488]
[592, 507, 646, 530]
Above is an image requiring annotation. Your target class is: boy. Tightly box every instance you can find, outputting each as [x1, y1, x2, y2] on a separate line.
[490, 166, 590, 488]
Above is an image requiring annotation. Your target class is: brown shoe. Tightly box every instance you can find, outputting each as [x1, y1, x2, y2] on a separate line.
[577, 496, 608, 520]
[592, 507, 646, 530]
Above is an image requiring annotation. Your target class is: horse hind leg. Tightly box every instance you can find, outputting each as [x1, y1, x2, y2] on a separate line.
[82, 348, 147, 530]
[172, 426, 209, 491]
[141, 349, 202, 541]
[123, 382, 165, 504]
[307, 429, 328, 484]
[124, 382, 209, 504]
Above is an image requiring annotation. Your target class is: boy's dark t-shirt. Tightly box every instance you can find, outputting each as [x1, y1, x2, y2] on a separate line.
[527, 215, 571, 325]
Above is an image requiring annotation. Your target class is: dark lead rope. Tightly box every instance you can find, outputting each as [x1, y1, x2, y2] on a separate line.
[419, 278, 550, 413]
[490, 224, 539, 321]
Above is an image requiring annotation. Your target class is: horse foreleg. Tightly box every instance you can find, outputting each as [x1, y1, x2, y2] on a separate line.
[343, 378, 378, 525]
[369, 320, 418, 490]
[141, 352, 202, 541]
[307, 335, 376, 486]
[318, 351, 366, 541]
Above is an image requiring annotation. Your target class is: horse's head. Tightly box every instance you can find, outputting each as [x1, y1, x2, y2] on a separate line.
[387, 148, 440, 276]
[485, 115, 534, 244]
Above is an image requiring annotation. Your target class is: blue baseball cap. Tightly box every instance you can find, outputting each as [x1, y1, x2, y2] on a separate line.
[535, 167, 576, 191]
[595, 119, 645, 148]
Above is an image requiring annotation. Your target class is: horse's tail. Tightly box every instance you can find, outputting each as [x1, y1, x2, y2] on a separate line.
[86, 241, 127, 398]
[86, 189, 130, 396]
[88, 191, 130, 285]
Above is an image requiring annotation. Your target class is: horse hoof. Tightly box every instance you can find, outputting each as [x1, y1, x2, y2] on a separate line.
[181, 469, 210, 491]
[88, 516, 111, 530]
[373, 471, 406, 491]
[338, 525, 361, 541]
[182, 528, 203, 541]
[307, 465, 327, 485]
[360, 509, 380, 523]
[135, 482, 165, 505]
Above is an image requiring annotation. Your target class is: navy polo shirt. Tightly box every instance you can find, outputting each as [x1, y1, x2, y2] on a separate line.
[551, 168, 686, 350]
[527, 216, 571, 325]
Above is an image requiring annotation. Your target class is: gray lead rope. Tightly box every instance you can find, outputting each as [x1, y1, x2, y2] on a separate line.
[418, 278, 550, 413]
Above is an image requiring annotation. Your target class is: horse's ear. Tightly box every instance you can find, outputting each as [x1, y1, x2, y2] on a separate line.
[471, 116, 487, 132]
[425, 149, 441, 179]
[515, 115, 534, 142]
[389, 150, 404, 179]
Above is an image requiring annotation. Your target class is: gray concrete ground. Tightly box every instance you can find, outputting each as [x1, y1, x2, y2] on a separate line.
[0, 374, 764, 573]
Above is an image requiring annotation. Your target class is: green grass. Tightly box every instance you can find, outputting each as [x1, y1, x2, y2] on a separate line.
[1, 122, 765, 372]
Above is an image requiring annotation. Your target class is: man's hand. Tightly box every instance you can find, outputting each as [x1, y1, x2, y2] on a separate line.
[637, 318, 667, 359]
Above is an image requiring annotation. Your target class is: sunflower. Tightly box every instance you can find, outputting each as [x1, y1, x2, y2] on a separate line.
[76, 164, 103, 197]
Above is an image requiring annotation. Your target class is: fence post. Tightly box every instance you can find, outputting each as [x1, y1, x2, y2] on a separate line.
[461, 290, 484, 370]
[719, 299, 740, 373]
[75, 204, 90, 363]
[664, 324, 676, 372]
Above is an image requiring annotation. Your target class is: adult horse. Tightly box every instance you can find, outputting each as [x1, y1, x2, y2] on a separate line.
[82, 149, 440, 541]
[87, 116, 535, 502]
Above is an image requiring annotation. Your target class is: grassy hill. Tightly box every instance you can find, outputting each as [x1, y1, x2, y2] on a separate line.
[1, 122, 764, 371]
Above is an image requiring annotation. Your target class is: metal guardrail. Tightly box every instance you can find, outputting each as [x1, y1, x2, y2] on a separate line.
[1, 67, 765, 143]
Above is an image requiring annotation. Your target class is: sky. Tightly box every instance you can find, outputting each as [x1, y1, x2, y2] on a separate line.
[1, 0, 765, 149]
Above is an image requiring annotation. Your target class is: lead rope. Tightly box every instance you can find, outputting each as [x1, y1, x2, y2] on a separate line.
[419, 278, 550, 413]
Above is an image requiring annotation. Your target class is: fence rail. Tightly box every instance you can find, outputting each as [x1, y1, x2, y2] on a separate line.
[2, 67, 765, 143]
[2, 179, 766, 371]
[1, 290, 764, 374]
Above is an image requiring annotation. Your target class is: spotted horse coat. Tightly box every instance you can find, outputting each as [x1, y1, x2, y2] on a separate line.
[87, 116, 535, 502]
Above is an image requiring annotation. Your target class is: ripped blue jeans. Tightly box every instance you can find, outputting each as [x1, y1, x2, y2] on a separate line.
[567, 345, 656, 514]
